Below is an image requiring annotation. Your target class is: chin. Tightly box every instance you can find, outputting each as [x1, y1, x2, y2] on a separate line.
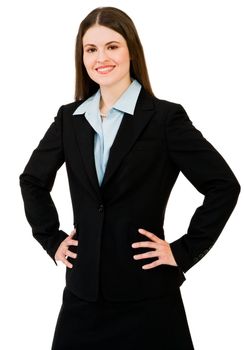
[94, 77, 120, 87]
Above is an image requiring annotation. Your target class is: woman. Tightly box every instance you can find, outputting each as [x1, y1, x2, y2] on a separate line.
[19, 6, 240, 350]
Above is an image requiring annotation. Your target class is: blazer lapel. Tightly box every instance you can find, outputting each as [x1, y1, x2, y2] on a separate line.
[72, 116, 102, 202]
[72, 87, 155, 200]
[101, 88, 155, 188]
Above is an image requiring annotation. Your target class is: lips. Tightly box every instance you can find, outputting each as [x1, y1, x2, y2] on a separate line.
[95, 65, 115, 74]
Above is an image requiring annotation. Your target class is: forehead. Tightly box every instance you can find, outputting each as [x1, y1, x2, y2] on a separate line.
[82, 25, 126, 45]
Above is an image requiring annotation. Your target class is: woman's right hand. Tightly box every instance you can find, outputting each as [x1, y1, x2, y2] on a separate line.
[54, 229, 79, 268]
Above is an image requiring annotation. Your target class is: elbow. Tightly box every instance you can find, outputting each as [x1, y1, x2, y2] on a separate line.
[231, 178, 241, 196]
[19, 173, 36, 191]
[207, 176, 241, 208]
[19, 173, 28, 189]
[226, 177, 241, 204]
[19, 173, 25, 188]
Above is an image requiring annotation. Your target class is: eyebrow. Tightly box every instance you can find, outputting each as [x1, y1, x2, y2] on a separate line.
[83, 41, 120, 48]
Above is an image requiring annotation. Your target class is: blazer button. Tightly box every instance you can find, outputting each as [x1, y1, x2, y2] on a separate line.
[98, 204, 104, 212]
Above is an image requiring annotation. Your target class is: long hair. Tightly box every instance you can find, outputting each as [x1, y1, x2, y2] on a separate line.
[74, 6, 154, 101]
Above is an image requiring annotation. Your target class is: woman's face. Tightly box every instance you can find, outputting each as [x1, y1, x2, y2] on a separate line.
[82, 25, 131, 89]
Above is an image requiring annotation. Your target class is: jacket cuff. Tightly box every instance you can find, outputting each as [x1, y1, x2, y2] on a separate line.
[170, 238, 193, 273]
[46, 230, 69, 265]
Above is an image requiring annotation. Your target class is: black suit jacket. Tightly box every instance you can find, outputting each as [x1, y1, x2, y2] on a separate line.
[19, 87, 240, 302]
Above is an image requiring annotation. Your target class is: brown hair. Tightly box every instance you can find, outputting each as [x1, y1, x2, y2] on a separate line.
[74, 6, 154, 101]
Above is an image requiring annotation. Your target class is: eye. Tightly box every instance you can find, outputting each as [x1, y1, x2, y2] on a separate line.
[108, 45, 118, 50]
[86, 47, 96, 53]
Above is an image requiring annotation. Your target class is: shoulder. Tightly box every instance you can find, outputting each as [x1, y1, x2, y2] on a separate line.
[152, 95, 184, 115]
[137, 88, 185, 119]
[148, 95, 192, 130]
[59, 100, 85, 115]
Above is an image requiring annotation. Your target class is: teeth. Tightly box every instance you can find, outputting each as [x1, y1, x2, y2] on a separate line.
[97, 67, 114, 72]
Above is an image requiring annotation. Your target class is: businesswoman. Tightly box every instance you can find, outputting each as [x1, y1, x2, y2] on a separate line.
[19, 6, 240, 350]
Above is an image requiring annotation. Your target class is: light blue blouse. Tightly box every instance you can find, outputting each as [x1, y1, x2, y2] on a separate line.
[73, 79, 142, 185]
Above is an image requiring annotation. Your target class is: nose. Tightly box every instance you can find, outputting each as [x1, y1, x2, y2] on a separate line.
[96, 49, 109, 62]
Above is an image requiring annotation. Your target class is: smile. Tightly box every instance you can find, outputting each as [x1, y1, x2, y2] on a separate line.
[95, 66, 115, 74]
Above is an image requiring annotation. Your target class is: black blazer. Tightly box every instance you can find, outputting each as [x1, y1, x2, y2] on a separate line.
[19, 87, 240, 302]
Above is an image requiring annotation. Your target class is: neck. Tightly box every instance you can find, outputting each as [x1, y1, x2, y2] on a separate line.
[99, 76, 132, 114]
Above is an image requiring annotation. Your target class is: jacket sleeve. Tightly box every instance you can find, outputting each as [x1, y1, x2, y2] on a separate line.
[19, 105, 69, 265]
[166, 104, 241, 273]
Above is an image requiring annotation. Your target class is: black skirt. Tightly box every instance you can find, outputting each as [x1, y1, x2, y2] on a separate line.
[51, 286, 194, 350]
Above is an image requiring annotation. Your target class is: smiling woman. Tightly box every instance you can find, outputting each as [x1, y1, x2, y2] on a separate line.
[82, 25, 132, 115]
[74, 7, 153, 103]
[19, 5, 240, 350]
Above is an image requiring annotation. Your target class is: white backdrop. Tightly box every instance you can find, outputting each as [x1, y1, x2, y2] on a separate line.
[1, 0, 243, 349]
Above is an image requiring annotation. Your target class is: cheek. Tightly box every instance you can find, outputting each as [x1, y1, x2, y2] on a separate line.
[112, 48, 130, 65]
[83, 55, 94, 70]
[115, 55, 130, 70]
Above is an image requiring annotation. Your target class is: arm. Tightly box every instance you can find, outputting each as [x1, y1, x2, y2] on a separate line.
[166, 104, 241, 273]
[19, 106, 68, 265]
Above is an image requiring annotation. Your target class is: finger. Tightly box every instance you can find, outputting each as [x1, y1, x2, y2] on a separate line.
[69, 229, 76, 237]
[133, 250, 159, 260]
[142, 259, 161, 270]
[65, 250, 78, 259]
[67, 239, 79, 246]
[131, 241, 157, 249]
[138, 228, 162, 243]
[61, 257, 73, 269]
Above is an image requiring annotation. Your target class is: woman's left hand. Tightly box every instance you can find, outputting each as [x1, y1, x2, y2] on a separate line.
[131, 228, 178, 269]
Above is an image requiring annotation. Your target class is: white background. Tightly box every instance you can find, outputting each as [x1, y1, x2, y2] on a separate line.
[1, 0, 243, 349]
